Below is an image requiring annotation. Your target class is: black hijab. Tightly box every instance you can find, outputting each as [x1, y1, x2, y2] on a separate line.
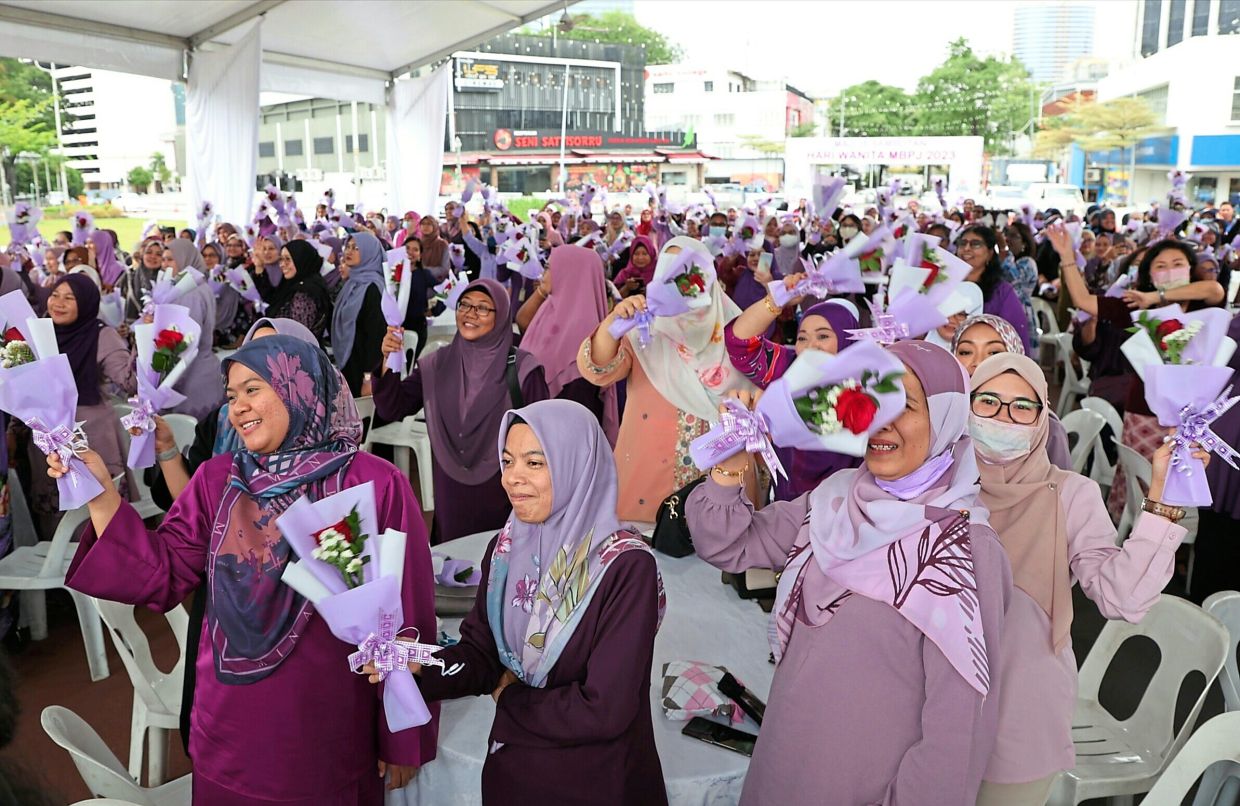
[265, 240, 332, 327]
[50, 274, 105, 406]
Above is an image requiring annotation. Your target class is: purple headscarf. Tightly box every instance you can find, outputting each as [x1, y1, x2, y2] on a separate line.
[89, 230, 126, 287]
[256, 233, 283, 287]
[802, 299, 859, 351]
[329, 231, 385, 367]
[50, 273, 104, 405]
[209, 335, 359, 683]
[418, 278, 540, 486]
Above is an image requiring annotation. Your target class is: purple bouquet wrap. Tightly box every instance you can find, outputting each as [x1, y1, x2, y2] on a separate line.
[1076, 275, 1131, 324]
[607, 249, 715, 346]
[224, 268, 268, 313]
[768, 250, 864, 307]
[1145, 366, 1240, 507]
[688, 398, 786, 478]
[0, 354, 105, 509]
[380, 291, 405, 374]
[123, 305, 202, 469]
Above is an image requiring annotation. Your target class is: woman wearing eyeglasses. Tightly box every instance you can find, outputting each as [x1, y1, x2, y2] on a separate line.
[955, 225, 1033, 353]
[373, 278, 548, 543]
[969, 353, 1203, 806]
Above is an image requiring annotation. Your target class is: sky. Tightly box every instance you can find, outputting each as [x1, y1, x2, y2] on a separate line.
[628, 0, 1138, 97]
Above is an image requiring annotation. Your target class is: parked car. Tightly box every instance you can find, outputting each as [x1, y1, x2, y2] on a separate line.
[982, 185, 1026, 211]
[1024, 183, 1086, 215]
[110, 193, 148, 213]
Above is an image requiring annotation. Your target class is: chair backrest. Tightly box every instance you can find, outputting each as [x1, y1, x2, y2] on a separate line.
[1116, 443, 1152, 506]
[1078, 595, 1229, 765]
[1142, 712, 1240, 805]
[1204, 591, 1240, 713]
[1053, 332, 1084, 384]
[1032, 297, 1060, 337]
[422, 333, 453, 357]
[399, 329, 421, 379]
[1081, 396, 1124, 440]
[162, 413, 198, 453]
[37, 506, 91, 579]
[354, 396, 376, 449]
[1060, 408, 1107, 475]
[92, 599, 188, 716]
[40, 706, 153, 805]
[7, 469, 38, 551]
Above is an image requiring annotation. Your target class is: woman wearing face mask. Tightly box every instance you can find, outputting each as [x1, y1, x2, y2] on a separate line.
[613, 235, 656, 298]
[955, 225, 1032, 353]
[60, 335, 437, 803]
[160, 240, 226, 420]
[685, 341, 1012, 805]
[1054, 229, 1225, 519]
[369, 400, 668, 805]
[774, 221, 803, 275]
[331, 231, 387, 395]
[837, 214, 862, 245]
[997, 223, 1038, 349]
[726, 280, 863, 499]
[969, 353, 1199, 806]
[579, 237, 759, 522]
[374, 279, 548, 543]
[951, 314, 1071, 471]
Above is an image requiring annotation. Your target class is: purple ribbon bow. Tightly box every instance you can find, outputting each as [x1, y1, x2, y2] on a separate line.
[120, 398, 157, 434]
[1169, 386, 1240, 480]
[607, 307, 657, 348]
[348, 615, 445, 682]
[688, 398, 787, 479]
[848, 310, 910, 346]
[29, 417, 91, 488]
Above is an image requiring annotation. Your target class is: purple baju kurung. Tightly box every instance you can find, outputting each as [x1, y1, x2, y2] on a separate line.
[65, 453, 439, 804]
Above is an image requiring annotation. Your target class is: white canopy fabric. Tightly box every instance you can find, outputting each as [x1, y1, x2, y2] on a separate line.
[386, 66, 453, 219]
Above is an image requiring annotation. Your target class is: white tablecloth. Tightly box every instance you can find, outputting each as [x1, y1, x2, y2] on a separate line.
[389, 530, 774, 806]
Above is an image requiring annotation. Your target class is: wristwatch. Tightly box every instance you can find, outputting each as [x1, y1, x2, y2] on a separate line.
[1158, 288, 1167, 304]
[156, 446, 181, 463]
[1141, 497, 1186, 524]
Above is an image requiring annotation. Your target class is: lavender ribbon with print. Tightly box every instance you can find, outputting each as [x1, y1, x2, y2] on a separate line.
[0, 354, 104, 509]
[1144, 365, 1240, 507]
[768, 251, 864, 306]
[688, 398, 787, 478]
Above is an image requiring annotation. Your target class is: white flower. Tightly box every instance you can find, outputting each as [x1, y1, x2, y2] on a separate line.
[346, 558, 363, 572]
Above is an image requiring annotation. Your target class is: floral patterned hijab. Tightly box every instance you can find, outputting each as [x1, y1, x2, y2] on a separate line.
[208, 335, 359, 683]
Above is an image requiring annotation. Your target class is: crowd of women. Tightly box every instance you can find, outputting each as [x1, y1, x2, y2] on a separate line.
[2, 183, 1238, 805]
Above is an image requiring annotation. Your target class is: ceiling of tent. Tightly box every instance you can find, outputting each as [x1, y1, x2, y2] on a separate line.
[0, 0, 573, 88]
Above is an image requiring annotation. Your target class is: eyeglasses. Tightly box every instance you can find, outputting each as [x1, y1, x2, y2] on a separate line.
[457, 302, 496, 318]
[970, 392, 1042, 425]
[957, 238, 989, 250]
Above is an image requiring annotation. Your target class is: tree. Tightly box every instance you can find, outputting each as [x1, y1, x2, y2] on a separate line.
[737, 134, 784, 157]
[524, 11, 683, 64]
[1034, 96, 1163, 204]
[0, 58, 75, 203]
[790, 121, 818, 138]
[150, 151, 171, 191]
[128, 166, 154, 193]
[832, 81, 914, 137]
[913, 38, 1039, 155]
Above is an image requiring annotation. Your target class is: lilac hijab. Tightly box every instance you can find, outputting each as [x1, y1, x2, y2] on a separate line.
[209, 335, 359, 683]
[803, 299, 859, 350]
[329, 231, 385, 367]
[89, 230, 126, 287]
[256, 233, 283, 287]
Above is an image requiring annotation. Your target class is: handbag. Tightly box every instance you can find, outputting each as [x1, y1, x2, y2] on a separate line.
[651, 476, 707, 558]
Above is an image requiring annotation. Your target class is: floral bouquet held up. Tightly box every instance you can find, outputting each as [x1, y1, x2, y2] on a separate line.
[380, 248, 414, 374]
[1120, 305, 1240, 507]
[608, 248, 716, 348]
[278, 482, 441, 731]
[121, 304, 202, 469]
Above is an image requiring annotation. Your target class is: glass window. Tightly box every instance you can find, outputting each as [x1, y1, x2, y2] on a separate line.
[313, 136, 334, 155]
[1232, 77, 1240, 122]
[258, 141, 275, 158]
[653, 82, 674, 94]
[1168, 0, 1185, 45]
[345, 134, 369, 153]
[1192, 0, 1210, 34]
[284, 139, 303, 157]
[704, 81, 713, 92]
[1221, 0, 1240, 33]
[1138, 84, 1169, 125]
[1141, 0, 1162, 56]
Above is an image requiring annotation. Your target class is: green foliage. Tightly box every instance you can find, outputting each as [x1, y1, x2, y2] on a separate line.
[150, 151, 171, 185]
[832, 80, 915, 138]
[789, 121, 818, 138]
[0, 97, 56, 155]
[127, 166, 154, 192]
[524, 11, 683, 64]
[1036, 96, 1161, 156]
[738, 134, 784, 157]
[42, 205, 126, 219]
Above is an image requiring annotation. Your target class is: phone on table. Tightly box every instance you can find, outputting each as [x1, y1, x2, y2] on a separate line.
[682, 717, 758, 757]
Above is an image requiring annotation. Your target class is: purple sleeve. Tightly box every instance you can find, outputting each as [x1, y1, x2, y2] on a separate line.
[462, 230, 487, 260]
[983, 282, 1031, 353]
[66, 458, 223, 612]
[521, 363, 550, 404]
[373, 459, 440, 766]
[684, 479, 809, 573]
[372, 364, 424, 422]
[490, 550, 659, 747]
[724, 320, 794, 389]
[1046, 415, 1072, 471]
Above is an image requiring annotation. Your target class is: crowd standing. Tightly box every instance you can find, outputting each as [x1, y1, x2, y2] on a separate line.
[1, 173, 1237, 806]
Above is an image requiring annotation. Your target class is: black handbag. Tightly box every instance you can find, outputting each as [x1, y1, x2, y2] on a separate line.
[651, 476, 707, 558]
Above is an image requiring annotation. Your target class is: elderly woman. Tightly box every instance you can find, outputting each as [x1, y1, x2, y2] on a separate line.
[686, 341, 1012, 805]
[161, 239, 225, 420]
[969, 353, 1199, 805]
[372, 399, 667, 805]
[59, 335, 438, 804]
[374, 278, 548, 542]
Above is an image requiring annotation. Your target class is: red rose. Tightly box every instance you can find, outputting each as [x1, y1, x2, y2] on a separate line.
[836, 387, 878, 434]
[690, 272, 706, 291]
[393, 261, 404, 283]
[3, 328, 22, 343]
[920, 259, 940, 287]
[1155, 319, 1183, 350]
[153, 329, 184, 351]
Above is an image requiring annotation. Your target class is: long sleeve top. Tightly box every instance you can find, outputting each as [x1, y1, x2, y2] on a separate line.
[985, 473, 1186, 783]
[462, 230, 498, 281]
[418, 536, 668, 805]
[340, 284, 385, 396]
[65, 452, 439, 800]
[685, 479, 1012, 806]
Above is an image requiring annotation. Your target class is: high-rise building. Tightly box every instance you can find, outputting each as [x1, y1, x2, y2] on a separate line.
[1012, 2, 1096, 83]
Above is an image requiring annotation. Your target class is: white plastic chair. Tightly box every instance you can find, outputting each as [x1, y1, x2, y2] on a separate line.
[161, 414, 198, 456]
[111, 402, 163, 521]
[365, 330, 435, 511]
[1060, 408, 1107, 475]
[1080, 396, 1122, 491]
[1115, 443, 1150, 542]
[1046, 595, 1229, 806]
[1143, 712, 1240, 806]
[41, 706, 192, 806]
[0, 504, 108, 680]
[1052, 332, 1090, 416]
[1081, 396, 1124, 442]
[1033, 296, 1061, 346]
[1204, 591, 1240, 713]
[92, 599, 189, 786]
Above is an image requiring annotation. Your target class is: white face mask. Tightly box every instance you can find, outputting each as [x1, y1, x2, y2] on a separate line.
[839, 226, 859, 240]
[969, 415, 1036, 464]
[654, 251, 680, 279]
[779, 234, 799, 248]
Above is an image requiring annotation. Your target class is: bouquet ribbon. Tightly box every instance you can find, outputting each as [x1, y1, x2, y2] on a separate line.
[29, 417, 97, 494]
[119, 397, 157, 435]
[848, 310, 911, 345]
[1165, 385, 1240, 502]
[606, 307, 657, 347]
[349, 613, 429, 681]
[688, 398, 786, 479]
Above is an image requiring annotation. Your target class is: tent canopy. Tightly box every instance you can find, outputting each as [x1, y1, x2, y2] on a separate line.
[0, 0, 570, 100]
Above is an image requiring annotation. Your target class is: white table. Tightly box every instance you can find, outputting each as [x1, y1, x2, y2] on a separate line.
[390, 530, 774, 806]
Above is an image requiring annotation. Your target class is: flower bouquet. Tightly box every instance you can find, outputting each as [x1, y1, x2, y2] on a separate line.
[497, 234, 543, 280]
[852, 225, 894, 285]
[851, 238, 971, 343]
[140, 268, 201, 318]
[0, 353, 103, 509]
[767, 247, 864, 307]
[0, 290, 58, 362]
[380, 247, 414, 373]
[810, 175, 847, 221]
[608, 248, 716, 348]
[122, 305, 201, 469]
[278, 482, 440, 732]
[71, 211, 95, 246]
[224, 267, 267, 314]
[5, 202, 41, 246]
[689, 342, 906, 472]
[433, 267, 468, 311]
[1121, 305, 1240, 506]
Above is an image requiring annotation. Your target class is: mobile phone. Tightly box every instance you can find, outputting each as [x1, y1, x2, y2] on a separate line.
[682, 717, 757, 757]
[757, 252, 773, 273]
[716, 673, 766, 725]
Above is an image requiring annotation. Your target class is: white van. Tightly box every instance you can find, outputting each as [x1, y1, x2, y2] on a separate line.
[1025, 183, 1086, 214]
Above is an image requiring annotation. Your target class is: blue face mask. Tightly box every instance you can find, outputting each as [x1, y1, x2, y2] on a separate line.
[709, 226, 727, 239]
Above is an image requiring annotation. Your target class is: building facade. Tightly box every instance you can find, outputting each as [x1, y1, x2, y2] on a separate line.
[1012, 2, 1096, 84]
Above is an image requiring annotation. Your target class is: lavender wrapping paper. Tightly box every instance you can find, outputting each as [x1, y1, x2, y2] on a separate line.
[124, 304, 202, 469]
[607, 248, 715, 343]
[1121, 306, 1238, 383]
[1144, 364, 1239, 507]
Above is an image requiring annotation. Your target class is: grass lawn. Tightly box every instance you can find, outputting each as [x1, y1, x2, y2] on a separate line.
[24, 217, 184, 251]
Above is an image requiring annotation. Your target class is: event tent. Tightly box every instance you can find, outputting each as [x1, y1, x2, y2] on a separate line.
[0, 0, 572, 222]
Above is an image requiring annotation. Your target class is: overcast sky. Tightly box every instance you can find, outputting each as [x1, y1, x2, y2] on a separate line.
[630, 0, 1138, 97]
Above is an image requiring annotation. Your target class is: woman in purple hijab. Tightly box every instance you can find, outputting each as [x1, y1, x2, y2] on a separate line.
[385, 399, 668, 805]
[725, 283, 864, 498]
[373, 278, 549, 543]
[251, 232, 283, 296]
[686, 341, 1012, 805]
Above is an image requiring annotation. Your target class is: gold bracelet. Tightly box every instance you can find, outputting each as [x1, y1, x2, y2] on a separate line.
[711, 465, 746, 482]
[763, 295, 781, 315]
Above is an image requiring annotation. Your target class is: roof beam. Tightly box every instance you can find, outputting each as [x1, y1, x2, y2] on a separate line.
[0, 3, 188, 50]
[262, 50, 392, 82]
[188, 0, 285, 49]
